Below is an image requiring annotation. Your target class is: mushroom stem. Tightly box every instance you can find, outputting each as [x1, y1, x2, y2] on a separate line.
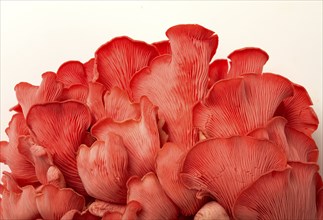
[194, 201, 229, 220]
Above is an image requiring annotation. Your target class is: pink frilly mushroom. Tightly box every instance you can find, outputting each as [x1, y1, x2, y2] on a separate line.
[0, 24, 321, 219]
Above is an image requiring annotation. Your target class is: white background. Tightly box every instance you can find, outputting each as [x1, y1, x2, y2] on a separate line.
[1, 1, 322, 176]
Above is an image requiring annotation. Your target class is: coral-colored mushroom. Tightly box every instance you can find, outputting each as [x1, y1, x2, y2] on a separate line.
[156, 142, 206, 215]
[131, 24, 218, 148]
[95, 36, 158, 94]
[26, 101, 91, 195]
[36, 184, 85, 219]
[0, 114, 37, 186]
[15, 72, 64, 117]
[227, 47, 269, 78]
[56, 61, 89, 88]
[248, 117, 319, 163]
[194, 73, 294, 139]
[0, 172, 40, 219]
[275, 83, 319, 136]
[103, 86, 140, 121]
[92, 97, 160, 177]
[233, 162, 322, 219]
[127, 172, 179, 219]
[77, 133, 129, 204]
[181, 136, 287, 216]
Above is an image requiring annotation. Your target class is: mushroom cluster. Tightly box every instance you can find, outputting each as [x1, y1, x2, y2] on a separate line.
[1, 24, 322, 219]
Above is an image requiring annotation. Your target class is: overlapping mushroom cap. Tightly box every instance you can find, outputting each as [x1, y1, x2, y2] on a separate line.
[0, 24, 321, 219]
